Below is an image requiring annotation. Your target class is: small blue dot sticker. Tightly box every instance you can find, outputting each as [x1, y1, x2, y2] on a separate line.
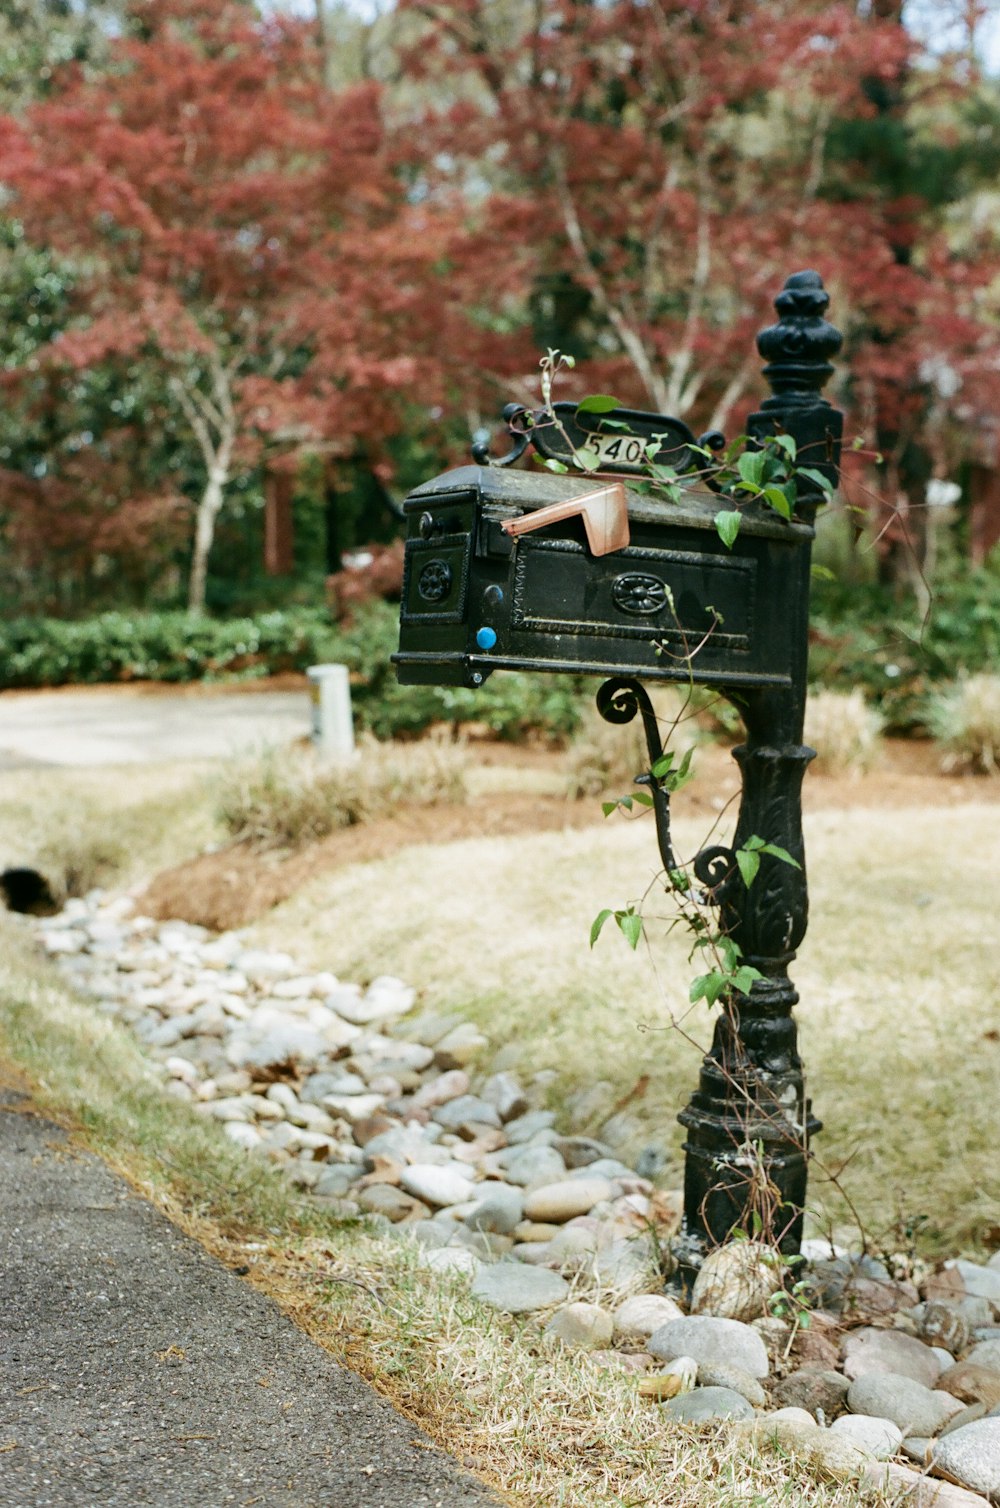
[476, 626, 498, 650]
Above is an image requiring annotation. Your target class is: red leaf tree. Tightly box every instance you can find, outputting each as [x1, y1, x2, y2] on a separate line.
[0, 0, 520, 611]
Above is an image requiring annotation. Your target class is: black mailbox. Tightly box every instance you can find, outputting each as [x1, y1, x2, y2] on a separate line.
[395, 464, 813, 694]
[394, 270, 844, 1278]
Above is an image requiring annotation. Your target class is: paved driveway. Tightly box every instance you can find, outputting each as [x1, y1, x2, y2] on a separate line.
[0, 688, 312, 768]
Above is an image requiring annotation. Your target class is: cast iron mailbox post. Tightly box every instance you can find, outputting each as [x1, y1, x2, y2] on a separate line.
[394, 270, 843, 1271]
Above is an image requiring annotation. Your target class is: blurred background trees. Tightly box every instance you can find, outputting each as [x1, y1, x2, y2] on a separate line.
[0, 0, 998, 620]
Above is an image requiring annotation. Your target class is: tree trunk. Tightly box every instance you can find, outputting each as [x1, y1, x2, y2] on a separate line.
[187, 463, 228, 615]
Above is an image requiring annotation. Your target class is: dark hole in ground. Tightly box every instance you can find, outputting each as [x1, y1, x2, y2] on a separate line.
[1, 867, 59, 916]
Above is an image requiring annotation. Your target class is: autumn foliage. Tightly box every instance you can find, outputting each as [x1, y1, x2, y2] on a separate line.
[1, 0, 998, 611]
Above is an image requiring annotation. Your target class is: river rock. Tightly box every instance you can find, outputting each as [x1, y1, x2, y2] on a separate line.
[967, 1341, 1000, 1374]
[772, 1367, 850, 1421]
[864, 1461, 994, 1506]
[931, 1419, 1000, 1501]
[504, 1110, 556, 1145]
[748, 1415, 869, 1484]
[689, 1240, 783, 1323]
[648, 1316, 769, 1379]
[434, 1023, 488, 1068]
[471, 1262, 570, 1314]
[357, 1185, 429, 1222]
[830, 1413, 903, 1460]
[842, 1327, 942, 1388]
[432, 1094, 502, 1131]
[696, 1363, 767, 1407]
[465, 1185, 524, 1236]
[480, 1072, 528, 1123]
[945, 1263, 1000, 1307]
[939, 1365, 1000, 1410]
[661, 1386, 754, 1423]
[544, 1302, 614, 1351]
[399, 1164, 476, 1209]
[503, 1146, 567, 1189]
[411, 1070, 471, 1111]
[613, 1294, 685, 1341]
[313, 1163, 361, 1198]
[523, 1177, 614, 1224]
[847, 1373, 965, 1437]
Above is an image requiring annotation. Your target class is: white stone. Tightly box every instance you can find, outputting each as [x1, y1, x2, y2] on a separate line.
[830, 1413, 904, 1460]
[421, 1247, 481, 1277]
[399, 1164, 476, 1209]
[690, 1241, 783, 1323]
[544, 1302, 614, 1350]
[320, 1093, 386, 1124]
[523, 1177, 613, 1223]
[648, 1315, 770, 1379]
[224, 1121, 262, 1150]
[613, 1293, 685, 1341]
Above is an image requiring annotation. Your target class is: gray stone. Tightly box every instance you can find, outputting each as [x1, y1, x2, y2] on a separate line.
[661, 1386, 754, 1423]
[967, 1341, 1000, 1374]
[931, 1419, 1000, 1501]
[523, 1177, 613, 1224]
[635, 1144, 669, 1180]
[847, 1372, 965, 1437]
[471, 1262, 569, 1314]
[357, 1184, 429, 1222]
[363, 1127, 448, 1166]
[613, 1293, 685, 1342]
[503, 1110, 556, 1145]
[433, 1023, 488, 1068]
[830, 1413, 903, 1460]
[480, 1072, 528, 1123]
[593, 1234, 661, 1288]
[696, 1363, 767, 1407]
[947, 1262, 1000, 1307]
[301, 1070, 366, 1102]
[544, 1302, 614, 1351]
[432, 1095, 502, 1131]
[842, 1327, 942, 1388]
[411, 1069, 471, 1111]
[502, 1145, 567, 1189]
[551, 1136, 614, 1169]
[421, 1246, 481, 1278]
[399, 1164, 476, 1209]
[748, 1416, 870, 1483]
[864, 1461, 994, 1507]
[570, 1157, 634, 1181]
[464, 1185, 524, 1236]
[313, 1164, 361, 1198]
[921, 1302, 972, 1356]
[648, 1316, 769, 1380]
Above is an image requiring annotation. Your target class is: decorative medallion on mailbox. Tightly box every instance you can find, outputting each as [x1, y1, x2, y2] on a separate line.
[417, 559, 453, 603]
[612, 573, 668, 617]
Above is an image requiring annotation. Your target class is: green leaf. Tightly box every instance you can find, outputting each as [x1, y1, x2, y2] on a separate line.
[732, 965, 764, 995]
[666, 746, 695, 793]
[576, 394, 620, 414]
[667, 867, 690, 893]
[724, 434, 750, 463]
[742, 835, 767, 852]
[617, 910, 643, 949]
[690, 971, 726, 1007]
[542, 457, 568, 474]
[590, 909, 612, 948]
[630, 790, 655, 808]
[770, 433, 797, 461]
[759, 842, 801, 870]
[811, 563, 836, 581]
[717, 935, 743, 970]
[601, 801, 618, 818]
[736, 848, 760, 887]
[797, 467, 834, 494]
[763, 484, 793, 520]
[650, 462, 680, 483]
[715, 509, 742, 549]
[650, 752, 674, 779]
[597, 418, 632, 431]
[576, 446, 601, 472]
[737, 450, 768, 489]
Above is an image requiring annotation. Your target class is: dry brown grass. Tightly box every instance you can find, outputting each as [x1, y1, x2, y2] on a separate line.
[215, 734, 469, 849]
[251, 799, 1000, 1258]
[0, 915, 894, 1508]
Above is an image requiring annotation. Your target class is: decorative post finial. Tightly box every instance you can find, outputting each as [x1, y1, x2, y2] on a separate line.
[748, 270, 844, 508]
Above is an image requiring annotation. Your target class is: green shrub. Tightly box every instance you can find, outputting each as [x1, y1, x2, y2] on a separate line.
[925, 675, 1000, 775]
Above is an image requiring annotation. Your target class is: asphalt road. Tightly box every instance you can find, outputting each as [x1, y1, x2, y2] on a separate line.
[0, 688, 310, 768]
[0, 1087, 503, 1508]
